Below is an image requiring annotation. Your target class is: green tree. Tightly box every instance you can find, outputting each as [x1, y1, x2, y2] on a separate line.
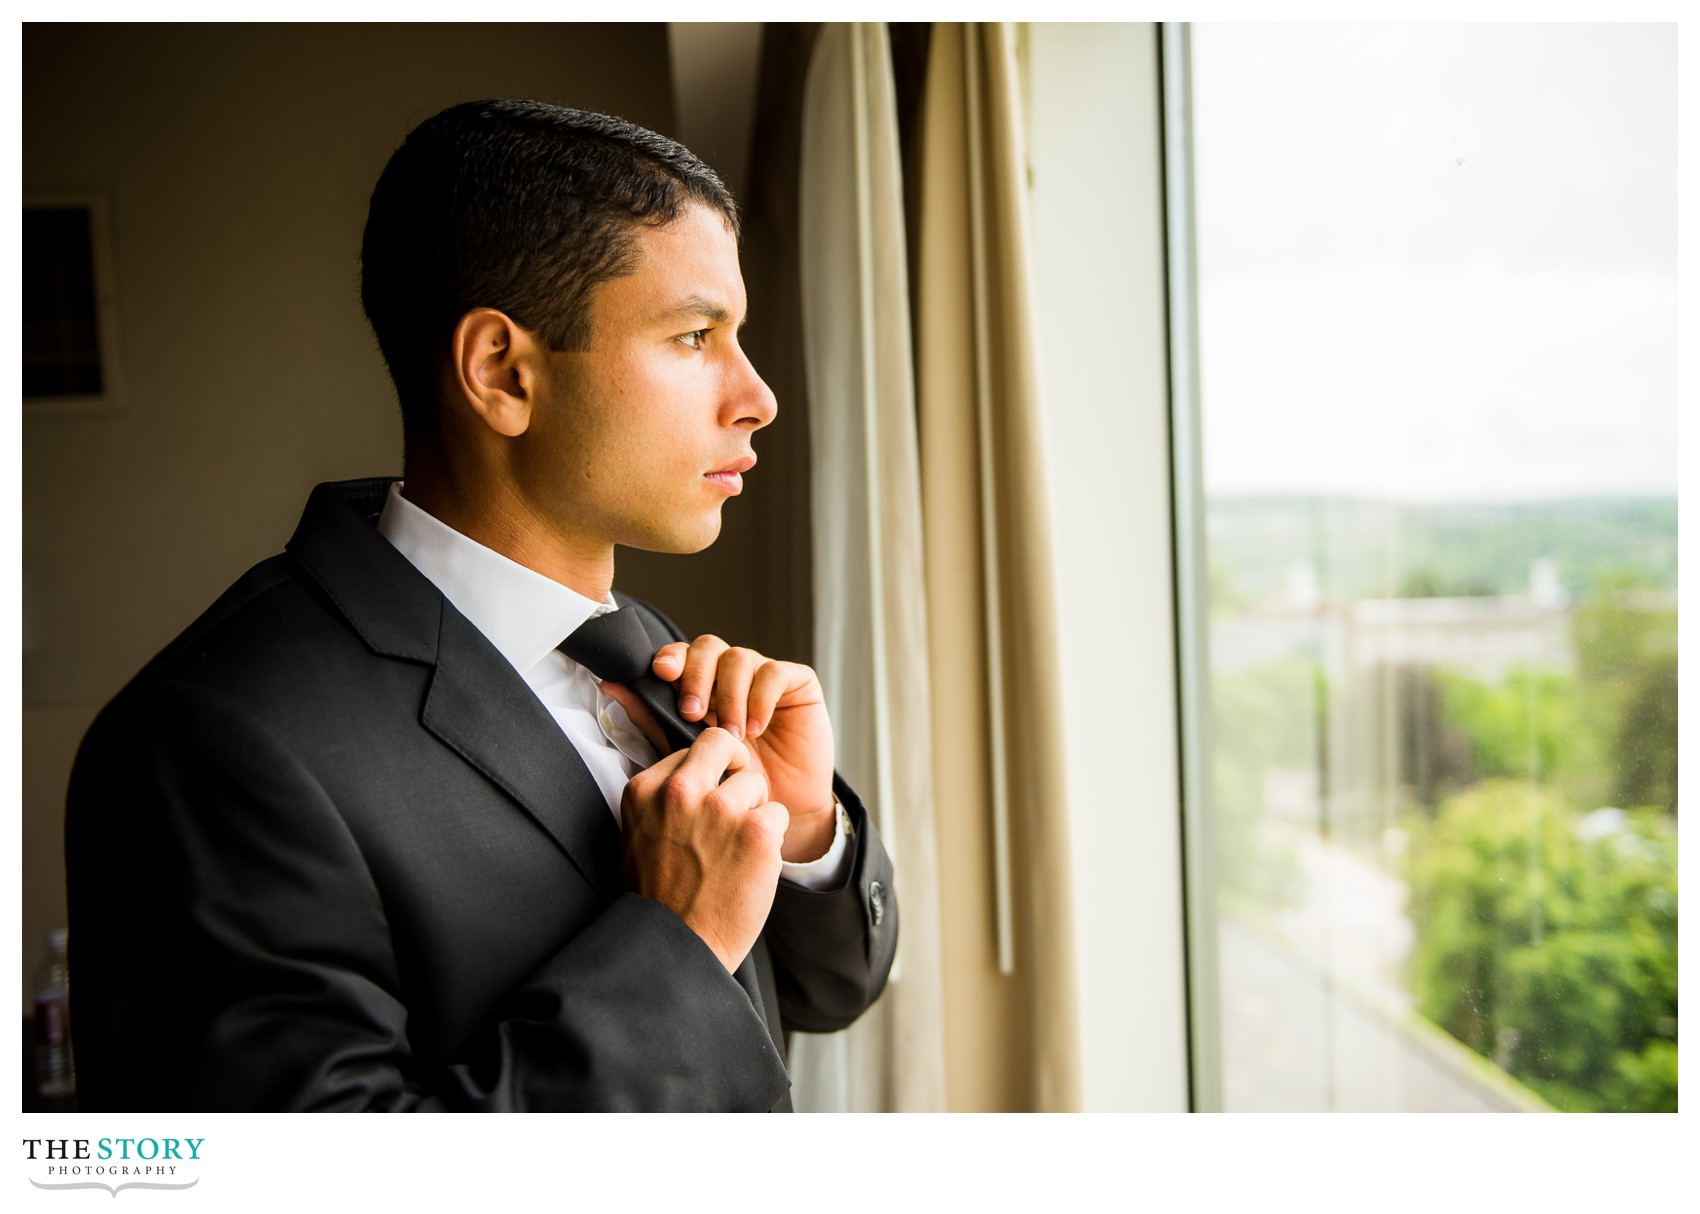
[1573, 570, 1674, 686]
[1432, 667, 1609, 810]
[1406, 780, 1677, 1111]
[1570, 572, 1677, 815]
[1613, 652, 1678, 816]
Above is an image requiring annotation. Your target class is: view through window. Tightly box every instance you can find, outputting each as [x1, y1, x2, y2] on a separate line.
[1186, 24, 1676, 1111]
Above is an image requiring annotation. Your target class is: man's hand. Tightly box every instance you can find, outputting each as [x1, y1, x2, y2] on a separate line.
[603, 635, 838, 865]
[618, 726, 790, 973]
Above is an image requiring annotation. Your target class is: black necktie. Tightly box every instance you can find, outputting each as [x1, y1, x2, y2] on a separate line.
[558, 606, 784, 1076]
[558, 607, 701, 754]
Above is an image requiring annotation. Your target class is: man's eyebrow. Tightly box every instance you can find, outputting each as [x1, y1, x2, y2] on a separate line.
[655, 295, 737, 326]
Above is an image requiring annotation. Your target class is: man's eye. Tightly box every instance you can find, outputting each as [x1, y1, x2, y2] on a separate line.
[678, 329, 710, 351]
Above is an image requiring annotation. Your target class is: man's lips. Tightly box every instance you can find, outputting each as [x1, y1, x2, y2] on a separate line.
[705, 455, 756, 495]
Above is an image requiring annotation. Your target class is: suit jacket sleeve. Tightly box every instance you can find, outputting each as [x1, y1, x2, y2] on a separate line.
[767, 778, 897, 1034]
[67, 679, 796, 1112]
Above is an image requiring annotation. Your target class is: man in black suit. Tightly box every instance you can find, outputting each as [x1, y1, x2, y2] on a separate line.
[65, 99, 897, 1111]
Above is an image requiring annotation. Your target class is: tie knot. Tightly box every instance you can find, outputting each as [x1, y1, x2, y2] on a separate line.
[558, 606, 657, 683]
[559, 605, 702, 755]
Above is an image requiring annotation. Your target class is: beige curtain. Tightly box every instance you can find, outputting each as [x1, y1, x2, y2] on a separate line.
[793, 20, 948, 1113]
[916, 22, 1081, 1111]
[795, 20, 1082, 1112]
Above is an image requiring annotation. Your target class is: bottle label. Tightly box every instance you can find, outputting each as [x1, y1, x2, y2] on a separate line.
[35, 994, 68, 1046]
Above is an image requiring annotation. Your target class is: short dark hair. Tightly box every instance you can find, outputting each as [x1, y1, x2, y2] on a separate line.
[360, 99, 738, 438]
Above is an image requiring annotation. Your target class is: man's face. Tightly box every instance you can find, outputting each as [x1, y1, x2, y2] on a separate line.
[516, 203, 776, 557]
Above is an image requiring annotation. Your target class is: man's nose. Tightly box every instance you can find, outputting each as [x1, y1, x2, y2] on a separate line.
[729, 350, 778, 432]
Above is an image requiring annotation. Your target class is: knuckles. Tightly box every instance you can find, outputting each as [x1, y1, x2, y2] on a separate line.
[659, 773, 696, 815]
[741, 806, 785, 851]
[702, 784, 739, 819]
[687, 634, 730, 660]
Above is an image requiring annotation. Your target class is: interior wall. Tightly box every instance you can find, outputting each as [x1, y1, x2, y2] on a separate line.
[1027, 22, 1190, 1110]
[19, 22, 706, 1011]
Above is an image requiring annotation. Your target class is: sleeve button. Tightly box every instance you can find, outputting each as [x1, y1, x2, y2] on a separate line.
[868, 880, 887, 926]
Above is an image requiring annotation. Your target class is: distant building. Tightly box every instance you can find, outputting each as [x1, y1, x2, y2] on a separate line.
[1215, 558, 1576, 682]
[1341, 593, 1575, 682]
[1212, 559, 1580, 835]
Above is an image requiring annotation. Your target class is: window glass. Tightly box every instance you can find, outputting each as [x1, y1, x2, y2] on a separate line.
[1188, 24, 1676, 1111]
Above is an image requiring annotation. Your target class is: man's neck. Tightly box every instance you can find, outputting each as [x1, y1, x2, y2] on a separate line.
[398, 472, 616, 604]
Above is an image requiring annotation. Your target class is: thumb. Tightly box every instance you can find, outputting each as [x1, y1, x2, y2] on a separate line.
[600, 681, 672, 756]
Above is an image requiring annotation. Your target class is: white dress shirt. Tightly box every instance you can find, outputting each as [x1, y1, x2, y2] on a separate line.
[377, 482, 850, 887]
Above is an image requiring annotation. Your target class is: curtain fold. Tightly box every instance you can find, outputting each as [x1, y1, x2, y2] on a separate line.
[793, 20, 948, 1113]
[916, 21, 1082, 1112]
[794, 19, 1083, 1111]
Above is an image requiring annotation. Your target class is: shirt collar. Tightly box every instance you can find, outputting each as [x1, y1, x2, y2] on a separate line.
[376, 482, 611, 673]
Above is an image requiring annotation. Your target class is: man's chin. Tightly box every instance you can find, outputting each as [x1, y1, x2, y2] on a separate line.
[619, 517, 723, 556]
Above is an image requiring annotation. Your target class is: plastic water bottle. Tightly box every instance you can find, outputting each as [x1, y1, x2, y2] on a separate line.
[34, 928, 75, 1098]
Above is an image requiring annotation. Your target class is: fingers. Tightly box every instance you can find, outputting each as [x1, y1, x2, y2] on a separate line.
[622, 725, 745, 796]
[745, 661, 792, 739]
[651, 641, 689, 683]
[708, 649, 765, 739]
[676, 725, 751, 784]
[657, 634, 742, 733]
[707, 768, 771, 818]
[651, 638, 715, 719]
[652, 634, 818, 741]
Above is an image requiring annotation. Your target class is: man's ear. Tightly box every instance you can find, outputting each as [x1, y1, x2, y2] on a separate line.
[448, 308, 546, 438]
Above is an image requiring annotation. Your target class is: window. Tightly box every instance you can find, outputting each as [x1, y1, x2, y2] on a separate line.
[1173, 24, 1676, 1111]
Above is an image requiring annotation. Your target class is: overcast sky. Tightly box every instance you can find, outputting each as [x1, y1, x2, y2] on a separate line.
[1190, 23, 1676, 502]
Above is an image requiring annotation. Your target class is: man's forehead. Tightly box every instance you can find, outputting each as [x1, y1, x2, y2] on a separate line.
[591, 206, 747, 327]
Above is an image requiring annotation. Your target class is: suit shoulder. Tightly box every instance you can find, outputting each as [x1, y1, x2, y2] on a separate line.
[135, 552, 331, 670]
[100, 551, 376, 730]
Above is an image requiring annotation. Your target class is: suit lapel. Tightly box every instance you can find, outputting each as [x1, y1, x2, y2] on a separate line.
[289, 478, 624, 898]
[421, 603, 624, 897]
